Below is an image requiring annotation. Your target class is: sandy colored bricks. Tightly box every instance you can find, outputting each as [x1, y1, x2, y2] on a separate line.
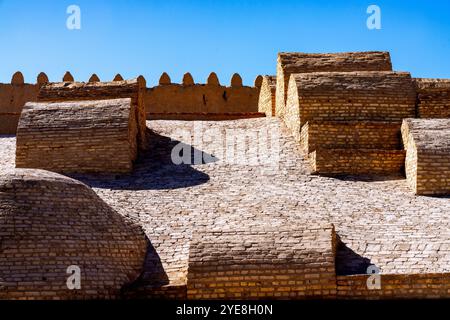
[16, 98, 137, 174]
[415, 78, 450, 118]
[257, 75, 276, 116]
[276, 51, 392, 119]
[300, 121, 402, 154]
[0, 168, 147, 300]
[38, 78, 148, 150]
[401, 118, 450, 195]
[186, 224, 337, 300]
[285, 71, 416, 139]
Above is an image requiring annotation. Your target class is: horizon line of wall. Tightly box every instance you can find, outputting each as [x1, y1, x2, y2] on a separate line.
[0, 71, 265, 88]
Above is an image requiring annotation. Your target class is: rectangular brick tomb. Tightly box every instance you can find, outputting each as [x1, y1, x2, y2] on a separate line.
[276, 51, 393, 119]
[186, 224, 337, 300]
[38, 78, 147, 150]
[401, 118, 450, 195]
[16, 98, 138, 174]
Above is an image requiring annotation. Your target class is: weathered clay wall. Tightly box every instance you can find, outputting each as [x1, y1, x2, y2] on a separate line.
[276, 51, 393, 118]
[145, 72, 264, 120]
[309, 149, 406, 175]
[187, 224, 337, 300]
[257, 75, 276, 117]
[337, 274, 450, 299]
[0, 169, 147, 300]
[0, 72, 40, 134]
[16, 99, 138, 174]
[402, 119, 450, 195]
[415, 78, 450, 118]
[300, 121, 402, 154]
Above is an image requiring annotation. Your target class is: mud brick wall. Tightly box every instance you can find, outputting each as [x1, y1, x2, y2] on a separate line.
[337, 274, 450, 299]
[285, 71, 416, 140]
[146, 72, 263, 120]
[38, 78, 147, 150]
[402, 119, 450, 195]
[300, 121, 402, 154]
[276, 51, 392, 118]
[257, 75, 277, 116]
[309, 149, 406, 175]
[415, 78, 450, 118]
[0, 72, 39, 134]
[0, 169, 147, 300]
[186, 224, 337, 300]
[16, 99, 138, 174]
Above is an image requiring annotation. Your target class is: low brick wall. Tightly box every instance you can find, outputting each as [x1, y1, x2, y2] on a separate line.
[415, 78, 450, 118]
[187, 224, 337, 300]
[257, 75, 276, 116]
[309, 149, 406, 175]
[16, 98, 138, 174]
[276, 51, 392, 119]
[401, 119, 450, 195]
[337, 274, 450, 299]
[38, 79, 147, 150]
[0, 169, 147, 300]
[300, 121, 402, 154]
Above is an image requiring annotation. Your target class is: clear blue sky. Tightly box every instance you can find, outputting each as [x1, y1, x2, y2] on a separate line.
[0, 0, 449, 85]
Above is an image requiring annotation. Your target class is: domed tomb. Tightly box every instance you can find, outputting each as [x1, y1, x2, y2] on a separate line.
[0, 169, 147, 300]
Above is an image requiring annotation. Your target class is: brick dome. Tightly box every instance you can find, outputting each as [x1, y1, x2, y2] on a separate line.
[0, 169, 147, 299]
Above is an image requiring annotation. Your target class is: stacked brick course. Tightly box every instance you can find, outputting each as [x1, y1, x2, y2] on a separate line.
[187, 224, 337, 300]
[276, 51, 393, 119]
[285, 70, 416, 175]
[38, 78, 147, 150]
[0, 169, 147, 300]
[16, 99, 137, 174]
[415, 78, 450, 118]
[257, 75, 277, 116]
[300, 121, 402, 154]
[401, 118, 450, 195]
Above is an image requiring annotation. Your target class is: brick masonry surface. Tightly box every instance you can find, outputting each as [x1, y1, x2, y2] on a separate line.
[257, 75, 277, 117]
[276, 51, 393, 119]
[300, 121, 402, 154]
[2, 118, 448, 299]
[415, 78, 450, 118]
[187, 224, 336, 299]
[0, 168, 147, 300]
[15, 99, 138, 174]
[402, 118, 450, 195]
[309, 149, 406, 175]
[285, 71, 415, 175]
[38, 79, 148, 150]
[285, 71, 416, 135]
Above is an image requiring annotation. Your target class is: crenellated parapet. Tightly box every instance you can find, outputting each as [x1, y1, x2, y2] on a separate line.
[146, 72, 264, 120]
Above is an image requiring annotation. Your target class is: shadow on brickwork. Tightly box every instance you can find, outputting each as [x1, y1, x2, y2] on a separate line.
[70, 129, 213, 190]
[121, 241, 170, 296]
[335, 235, 378, 276]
